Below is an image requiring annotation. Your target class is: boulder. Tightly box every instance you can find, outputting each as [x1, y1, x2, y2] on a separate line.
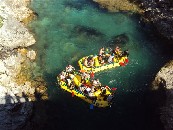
[152, 60, 173, 90]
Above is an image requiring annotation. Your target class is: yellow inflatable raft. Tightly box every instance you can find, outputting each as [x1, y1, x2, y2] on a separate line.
[78, 55, 129, 73]
[57, 73, 114, 108]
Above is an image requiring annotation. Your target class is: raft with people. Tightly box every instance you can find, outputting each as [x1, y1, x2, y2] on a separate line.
[57, 65, 115, 107]
[57, 46, 129, 108]
[78, 46, 129, 73]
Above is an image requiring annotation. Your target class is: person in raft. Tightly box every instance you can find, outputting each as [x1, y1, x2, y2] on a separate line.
[108, 53, 115, 63]
[83, 57, 89, 67]
[122, 50, 129, 57]
[112, 46, 122, 57]
[66, 65, 75, 73]
[99, 47, 105, 56]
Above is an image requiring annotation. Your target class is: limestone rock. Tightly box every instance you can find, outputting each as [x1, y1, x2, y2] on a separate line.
[152, 60, 173, 130]
[27, 50, 36, 60]
[152, 60, 173, 90]
[0, 0, 41, 129]
[0, 0, 36, 49]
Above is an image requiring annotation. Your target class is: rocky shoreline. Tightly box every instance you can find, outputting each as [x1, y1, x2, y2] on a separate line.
[93, 0, 173, 40]
[0, 0, 47, 129]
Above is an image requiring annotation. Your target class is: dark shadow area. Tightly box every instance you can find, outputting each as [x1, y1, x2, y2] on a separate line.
[5, 93, 14, 104]
[144, 81, 168, 130]
[22, 92, 29, 102]
[72, 25, 104, 38]
[0, 93, 33, 130]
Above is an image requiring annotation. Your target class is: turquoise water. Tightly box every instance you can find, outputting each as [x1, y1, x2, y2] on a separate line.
[29, 0, 170, 129]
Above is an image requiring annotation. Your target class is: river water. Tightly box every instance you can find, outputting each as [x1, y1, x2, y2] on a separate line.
[29, 0, 170, 129]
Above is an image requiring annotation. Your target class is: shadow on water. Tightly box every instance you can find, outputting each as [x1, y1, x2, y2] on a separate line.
[28, 89, 168, 130]
[145, 82, 167, 130]
[1, 91, 164, 130]
[72, 25, 104, 37]
[33, 67, 165, 130]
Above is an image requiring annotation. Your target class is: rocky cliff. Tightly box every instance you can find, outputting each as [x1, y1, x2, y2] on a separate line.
[0, 0, 47, 129]
[139, 0, 173, 40]
[94, 0, 173, 40]
[152, 60, 173, 129]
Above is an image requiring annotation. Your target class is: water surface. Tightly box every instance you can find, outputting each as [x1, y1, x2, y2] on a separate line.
[29, 0, 169, 129]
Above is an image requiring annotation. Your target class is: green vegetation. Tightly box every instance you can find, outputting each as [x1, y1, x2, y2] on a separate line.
[0, 16, 4, 28]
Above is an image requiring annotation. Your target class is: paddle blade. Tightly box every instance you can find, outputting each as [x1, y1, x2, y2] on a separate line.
[72, 92, 74, 97]
[90, 104, 94, 109]
[112, 88, 117, 91]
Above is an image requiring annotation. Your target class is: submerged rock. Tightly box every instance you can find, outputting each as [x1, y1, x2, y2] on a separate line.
[73, 25, 104, 37]
[93, 0, 142, 13]
[63, 1, 84, 10]
[107, 33, 129, 47]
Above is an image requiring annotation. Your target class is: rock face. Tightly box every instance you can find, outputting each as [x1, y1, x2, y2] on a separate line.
[140, 0, 173, 40]
[93, 0, 173, 40]
[152, 60, 173, 90]
[0, 0, 47, 129]
[0, 0, 35, 49]
[152, 60, 173, 129]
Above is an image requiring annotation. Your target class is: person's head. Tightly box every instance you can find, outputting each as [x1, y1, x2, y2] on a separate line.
[116, 46, 119, 49]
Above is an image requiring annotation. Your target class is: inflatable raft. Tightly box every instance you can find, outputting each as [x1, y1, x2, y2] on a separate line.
[57, 72, 115, 108]
[78, 54, 129, 73]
